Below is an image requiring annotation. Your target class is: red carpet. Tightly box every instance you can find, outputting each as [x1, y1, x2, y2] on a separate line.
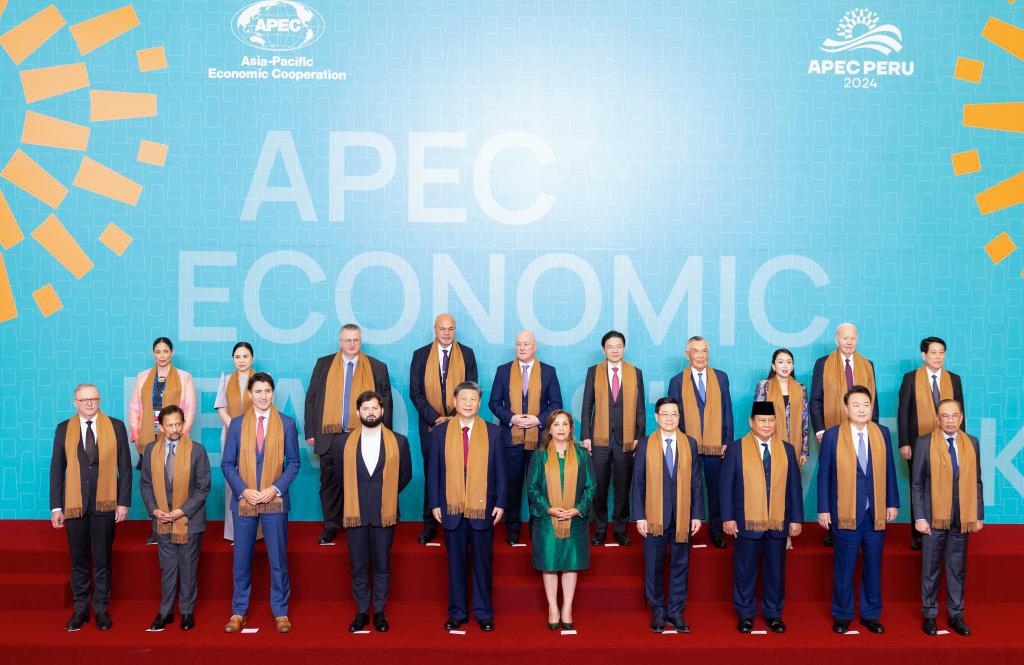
[1, 521, 1022, 664]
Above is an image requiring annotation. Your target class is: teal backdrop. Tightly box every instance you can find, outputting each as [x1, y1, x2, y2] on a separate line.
[1, 1, 1022, 523]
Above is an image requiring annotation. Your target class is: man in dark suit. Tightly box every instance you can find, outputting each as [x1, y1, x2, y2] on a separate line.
[810, 322, 879, 547]
[305, 323, 393, 545]
[409, 313, 478, 544]
[898, 336, 966, 550]
[912, 399, 983, 637]
[222, 372, 301, 634]
[49, 383, 132, 632]
[334, 391, 413, 633]
[140, 405, 211, 631]
[721, 402, 804, 634]
[632, 397, 705, 633]
[581, 330, 646, 546]
[429, 381, 507, 632]
[488, 330, 562, 545]
[817, 385, 899, 635]
[667, 335, 733, 548]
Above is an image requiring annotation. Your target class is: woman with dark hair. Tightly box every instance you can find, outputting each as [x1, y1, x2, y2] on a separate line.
[214, 342, 257, 541]
[129, 337, 196, 543]
[526, 409, 596, 630]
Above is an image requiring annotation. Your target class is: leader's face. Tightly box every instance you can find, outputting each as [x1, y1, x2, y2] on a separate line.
[937, 402, 963, 435]
[655, 404, 680, 432]
[922, 343, 945, 371]
[358, 398, 382, 428]
[515, 332, 536, 362]
[454, 388, 480, 419]
[74, 387, 101, 419]
[339, 329, 362, 358]
[751, 415, 776, 440]
[686, 340, 709, 370]
[161, 412, 184, 441]
[845, 392, 872, 426]
[249, 381, 274, 412]
[603, 337, 624, 364]
[836, 325, 858, 356]
[434, 316, 456, 347]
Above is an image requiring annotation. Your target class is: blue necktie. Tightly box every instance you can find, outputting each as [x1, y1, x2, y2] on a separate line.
[947, 437, 959, 477]
[931, 374, 941, 406]
[697, 372, 706, 402]
[165, 440, 176, 490]
[665, 438, 675, 479]
[342, 361, 354, 428]
[857, 432, 868, 474]
[761, 442, 770, 500]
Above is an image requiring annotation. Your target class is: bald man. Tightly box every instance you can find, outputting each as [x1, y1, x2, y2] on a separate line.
[489, 330, 563, 545]
[810, 323, 879, 546]
[409, 314, 478, 544]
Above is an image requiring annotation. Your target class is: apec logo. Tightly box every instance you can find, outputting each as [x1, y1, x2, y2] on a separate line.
[231, 1, 326, 52]
[807, 8, 914, 88]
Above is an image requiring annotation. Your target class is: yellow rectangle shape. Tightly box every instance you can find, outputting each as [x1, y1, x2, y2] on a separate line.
[32, 283, 63, 317]
[137, 45, 167, 72]
[137, 140, 167, 167]
[0, 5, 66, 65]
[20, 62, 89, 104]
[0, 253, 17, 323]
[90, 90, 157, 122]
[983, 17, 1024, 62]
[70, 4, 139, 55]
[963, 102, 1024, 134]
[985, 232, 1018, 265]
[976, 170, 1024, 215]
[99, 222, 132, 255]
[951, 150, 981, 176]
[1, 149, 68, 208]
[22, 110, 90, 151]
[73, 157, 142, 206]
[953, 57, 984, 83]
[0, 191, 23, 250]
[31, 213, 94, 279]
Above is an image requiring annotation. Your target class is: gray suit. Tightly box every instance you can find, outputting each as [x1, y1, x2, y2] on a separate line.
[911, 432, 984, 620]
[140, 440, 211, 615]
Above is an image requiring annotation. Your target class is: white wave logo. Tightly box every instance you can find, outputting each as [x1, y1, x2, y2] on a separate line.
[820, 8, 902, 56]
[231, 0, 325, 52]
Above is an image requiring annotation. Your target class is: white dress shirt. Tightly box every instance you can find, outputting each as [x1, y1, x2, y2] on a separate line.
[438, 343, 453, 376]
[361, 427, 382, 472]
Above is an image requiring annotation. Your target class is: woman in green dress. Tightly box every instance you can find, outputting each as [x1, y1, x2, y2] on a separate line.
[527, 410, 596, 630]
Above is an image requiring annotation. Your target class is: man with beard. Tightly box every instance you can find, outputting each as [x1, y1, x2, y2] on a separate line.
[334, 391, 412, 632]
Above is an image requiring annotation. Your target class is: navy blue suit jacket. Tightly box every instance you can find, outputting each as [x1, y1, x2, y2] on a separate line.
[488, 360, 563, 447]
[720, 437, 804, 539]
[222, 411, 301, 516]
[409, 342, 478, 433]
[809, 355, 880, 433]
[427, 420, 507, 531]
[631, 434, 705, 526]
[667, 368, 734, 450]
[332, 429, 413, 527]
[816, 424, 899, 528]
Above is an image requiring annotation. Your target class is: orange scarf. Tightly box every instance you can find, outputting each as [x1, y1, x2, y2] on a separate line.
[766, 377, 804, 446]
[836, 423, 887, 530]
[238, 407, 285, 516]
[644, 431, 692, 543]
[424, 343, 466, 417]
[914, 368, 953, 438]
[138, 365, 181, 452]
[592, 361, 639, 451]
[545, 443, 579, 538]
[739, 434, 788, 532]
[225, 369, 254, 418]
[342, 427, 401, 527]
[444, 418, 490, 519]
[509, 360, 542, 450]
[322, 352, 374, 433]
[929, 430, 979, 533]
[63, 412, 118, 518]
[680, 366, 723, 455]
[822, 351, 875, 430]
[150, 435, 193, 543]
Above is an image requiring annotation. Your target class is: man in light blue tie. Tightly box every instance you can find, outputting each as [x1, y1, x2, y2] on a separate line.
[817, 385, 899, 635]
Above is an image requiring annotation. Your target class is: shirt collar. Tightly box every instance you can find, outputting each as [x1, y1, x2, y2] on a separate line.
[607, 360, 622, 370]
[841, 352, 854, 362]
[254, 407, 270, 419]
[438, 343, 453, 353]
[850, 423, 868, 438]
[519, 359, 535, 370]
[927, 367, 942, 379]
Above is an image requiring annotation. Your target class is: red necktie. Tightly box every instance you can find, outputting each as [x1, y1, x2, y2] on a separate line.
[611, 367, 620, 401]
[256, 416, 266, 454]
[462, 426, 470, 465]
[844, 358, 854, 390]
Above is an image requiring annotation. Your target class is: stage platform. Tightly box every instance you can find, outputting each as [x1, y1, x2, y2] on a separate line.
[1, 521, 1022, 664]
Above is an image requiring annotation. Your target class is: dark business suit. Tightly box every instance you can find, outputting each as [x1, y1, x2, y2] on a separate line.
[49, 416, 132, 615]
[409, 342, 478, 523]
[897, 369, 965, 535]
[817, 424, 899, 620]
[305, 352, 392, 530]
[720, 437, 804, 620]
[333, 429, 413, 613]
[488, 360, 562, 538]
[222, 411, 301, 617]
[668, 368, 733, 537]
[631, 434, 705, 624]
[581, 363, 646, 538]
[911, 432, 983, 620]
[428, 420, 507, 622]
[809, 354, 880, 435]
[140, 439, 211, 615]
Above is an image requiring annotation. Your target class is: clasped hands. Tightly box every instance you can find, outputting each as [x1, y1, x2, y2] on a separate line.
[510, 414, 541, 429]
[242, 487, 279, 505]
[547, 506, 580, 521]
[152, 508, 186, 523]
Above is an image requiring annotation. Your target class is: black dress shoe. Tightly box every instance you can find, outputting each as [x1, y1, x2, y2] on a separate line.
[418, 525, 436, 544]
[478, 619, 494, 632]
[373, 613, 389, 633]
[737, 618, 754, 633]
[318, 527, 337, 545]
[949, 615, 971, 636]
[146, 534, 158, 545]
[859, 617, 885, 634]
[444, 617, 468, 631]
[505, 533, 519, 545]
[767, 617, 786, 633]
[650, 619, 665, 633]
[65, 611, 89, 631]
[180, 614, 195, 631]
[667, 616, 691, 633]
[922, 618, 938, 636]
[832, 619, 849, 634]
[348, 613, 370, 632]
[591, 535, 605, 546]
[823, 530, 834, 547]
[710, 533, 726, 549]
[149, 613, 173, 631]
[613, 532, 631, 546]
[95, 612, 112, 631]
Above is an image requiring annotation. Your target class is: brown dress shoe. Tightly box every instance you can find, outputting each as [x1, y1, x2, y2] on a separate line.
[224, 615, 247, 633]
[275, 616, 292, 633]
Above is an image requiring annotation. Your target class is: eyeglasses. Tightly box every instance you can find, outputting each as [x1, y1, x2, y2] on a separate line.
[76, 397, 100, 404]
